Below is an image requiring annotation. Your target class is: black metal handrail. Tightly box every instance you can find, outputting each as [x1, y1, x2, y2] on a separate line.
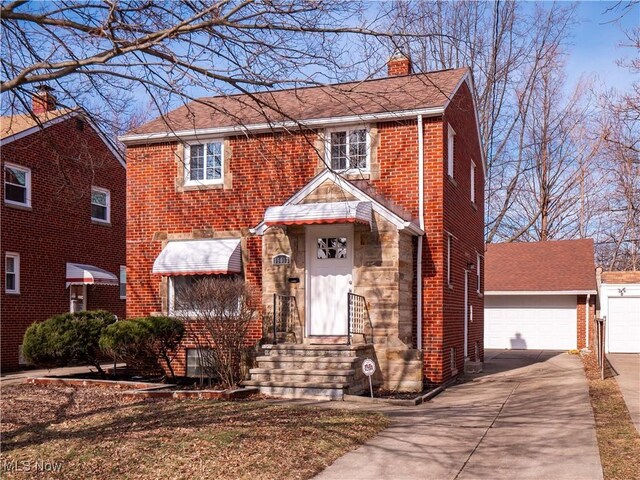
[347, 292, 373, 345]
[272, 294, 301, 345]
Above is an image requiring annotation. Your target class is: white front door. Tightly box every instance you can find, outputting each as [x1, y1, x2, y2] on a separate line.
[306, 225, 353, 336]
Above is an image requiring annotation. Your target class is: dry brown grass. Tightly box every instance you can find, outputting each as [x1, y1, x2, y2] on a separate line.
[582, 352, 640, 480]
[0, 384, 388, 479]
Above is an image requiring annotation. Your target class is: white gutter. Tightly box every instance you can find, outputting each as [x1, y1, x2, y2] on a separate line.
[586, 293, 590, 349]
[119, 107, 445, 145]
[417, 114, 425, 351]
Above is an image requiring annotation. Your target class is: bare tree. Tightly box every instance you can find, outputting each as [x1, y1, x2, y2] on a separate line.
[172, 276, 258, 389]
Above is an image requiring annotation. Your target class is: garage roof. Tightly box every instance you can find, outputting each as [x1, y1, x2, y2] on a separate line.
[601, 271, 640, 284]
[485, 239, 597, 294]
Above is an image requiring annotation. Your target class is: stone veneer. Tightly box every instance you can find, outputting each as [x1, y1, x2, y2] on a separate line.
[261, 179, 422, 391]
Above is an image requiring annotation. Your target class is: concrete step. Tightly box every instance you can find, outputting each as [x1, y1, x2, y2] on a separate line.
[264, 344, 373, 358]
[255, 355, 356, 370]
[241, 380, 347, 400]
[249, 368, 355, 383]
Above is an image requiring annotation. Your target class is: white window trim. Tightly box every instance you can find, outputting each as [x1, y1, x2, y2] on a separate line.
[324, 125, 371, 173]
[91, 186, 111, 223]
[470, 160, 476, 203]
[119, 265, 126, 299]
[5, 252, 20, 294]
[184, 140, 225, 186]
[447, 124, 455, 178]
[4, 162, 32, 208]
[446, 233, 452, 287]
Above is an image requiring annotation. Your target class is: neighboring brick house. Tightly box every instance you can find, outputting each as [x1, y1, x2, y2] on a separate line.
[120, 55, 485, 397]
[485, 239, 597, 351]
[1, 88, 127, 372]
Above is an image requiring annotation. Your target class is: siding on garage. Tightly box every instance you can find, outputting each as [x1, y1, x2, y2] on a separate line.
[485, 295, 578, 350]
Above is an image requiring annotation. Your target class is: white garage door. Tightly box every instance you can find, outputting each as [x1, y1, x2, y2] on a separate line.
[485, 295, 577, 350]
[608, 297, 640, 353]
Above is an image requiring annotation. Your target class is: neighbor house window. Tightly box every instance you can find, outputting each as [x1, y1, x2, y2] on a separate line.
[470, 160, 476, 203]
[91, 187, 110, 223]
[446, 233, 452, 287]
[4, 163, 31, 207]
[185, 141, 223, 185]
[447, 124, 455, 178]
[119, 265, 126, 299]
[476, 252, 482, 294]
[5, 252, 20, 294]
[328, 127, 368, 171]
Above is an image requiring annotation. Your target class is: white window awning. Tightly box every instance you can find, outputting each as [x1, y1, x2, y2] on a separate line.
[66, 263, 119, 287]
[152, 238, 242, 276]
[263, 201, 372, 227]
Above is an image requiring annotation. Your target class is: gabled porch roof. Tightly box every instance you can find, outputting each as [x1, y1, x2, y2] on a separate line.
[254, 170, 423, 236]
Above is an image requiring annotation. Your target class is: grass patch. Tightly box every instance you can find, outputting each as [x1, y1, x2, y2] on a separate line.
[0, 384, 388, 479]
[582, 352, 640, 480]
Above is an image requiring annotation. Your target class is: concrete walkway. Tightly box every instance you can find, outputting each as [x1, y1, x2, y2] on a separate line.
[607, 353, 640, 433]
[314, 350, 602, 480]
[0, 363, 123, 387]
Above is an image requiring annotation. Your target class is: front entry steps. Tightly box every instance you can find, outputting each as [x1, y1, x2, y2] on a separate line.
[242, 343, 377, 400]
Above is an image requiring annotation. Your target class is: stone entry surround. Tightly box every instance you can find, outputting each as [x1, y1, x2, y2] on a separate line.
[259, 180, 423, 392]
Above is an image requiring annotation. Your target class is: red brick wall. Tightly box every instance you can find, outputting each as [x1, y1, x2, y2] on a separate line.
[126, 80, 485, 382]
[577, 294, 596, 350]
[1, 116, 126, 371]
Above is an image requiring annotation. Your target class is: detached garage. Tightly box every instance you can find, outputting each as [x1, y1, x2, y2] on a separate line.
[599, 271, 640, 353]
[485, 239, 597, 351]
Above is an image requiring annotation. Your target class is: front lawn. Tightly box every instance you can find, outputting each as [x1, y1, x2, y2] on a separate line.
[1, 384, 388, 479]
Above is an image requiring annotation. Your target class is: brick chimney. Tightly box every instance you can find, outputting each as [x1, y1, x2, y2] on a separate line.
[387, 50, 412, 76]
[32, 85, 57, 114]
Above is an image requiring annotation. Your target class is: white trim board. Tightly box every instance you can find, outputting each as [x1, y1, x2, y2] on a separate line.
[254, 169, 424, 236]
[484, 290, 597, 296]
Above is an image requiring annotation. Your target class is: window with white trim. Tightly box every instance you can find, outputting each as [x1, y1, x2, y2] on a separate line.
[447, 124, 455, 178]
[5, 252, 20, 294]
[119, 265, 126, 299]
[185, 141, 224, 185]
[327, 127, 369, 171]
[91, 187, 110, 223]
[446, 233, 452, 287]
[4, 163, 31, 207]
[476, 252, 482, 294]
[470, 160, 476, 203]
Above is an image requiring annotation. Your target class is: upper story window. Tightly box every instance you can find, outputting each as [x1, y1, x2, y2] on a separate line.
[470, 160, 476, 203]
[185, 141, 223, 186]
[5, 252, 20, 294]
[4, 163, 31, 208]
[447, 124, 455, 179]
[328, 127, 369, 171]
[119, 265, 126, 299]
[91, 187, 111, 223]
[476, 252, 482, 294]
[446, 233, 452, 287]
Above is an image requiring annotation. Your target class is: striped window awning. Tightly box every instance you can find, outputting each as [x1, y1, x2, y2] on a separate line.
[66, 263, 119, 287]
[263, 201, 372, 227]
[152, 238, 242, 276]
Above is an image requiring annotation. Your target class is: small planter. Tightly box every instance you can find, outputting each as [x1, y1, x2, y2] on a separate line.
[343, 386, 445, 407]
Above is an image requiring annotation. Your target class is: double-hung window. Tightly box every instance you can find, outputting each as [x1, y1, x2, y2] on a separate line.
[446, 233, 452, 287]
[185, 141, 223, 185]
[447, 125, 455, 178]
[5, 252, 20, 294]
[119, 265, 126, 299]
[470, 160, 476, 203]
[91, 187, 110, 223]
[328, 127, 368, 171]
[4, 163, 31, 207]
[476, 252, 482, 294]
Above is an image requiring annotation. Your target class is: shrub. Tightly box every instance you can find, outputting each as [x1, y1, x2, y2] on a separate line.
[99, 316, 184, 378]
[22, 310, 117, 375]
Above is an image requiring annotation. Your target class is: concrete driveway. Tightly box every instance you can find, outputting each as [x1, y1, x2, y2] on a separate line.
[607, 353, 640, 433]
[314, 350, 602, 480]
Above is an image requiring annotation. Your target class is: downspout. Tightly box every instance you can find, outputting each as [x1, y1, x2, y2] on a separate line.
[586, 293, 590, 349]
[417, 115, 425, 350]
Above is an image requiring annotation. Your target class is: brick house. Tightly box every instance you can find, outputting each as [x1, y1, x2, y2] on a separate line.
[1, 88, 127, 372]
[484, 239, 597, 351]
[120, 55, 485, 397]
